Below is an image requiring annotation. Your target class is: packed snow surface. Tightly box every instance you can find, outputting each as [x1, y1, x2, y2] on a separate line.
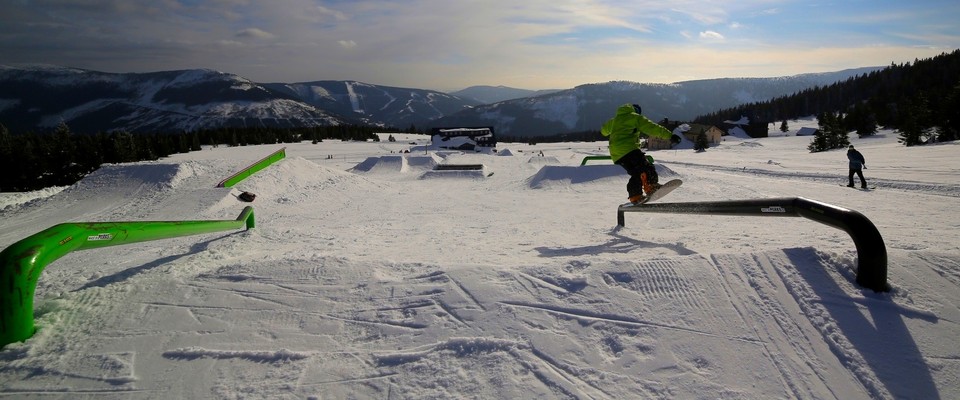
[1, 119, 959, 399]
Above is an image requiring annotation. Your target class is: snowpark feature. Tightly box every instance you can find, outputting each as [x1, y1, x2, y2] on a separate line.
[1, 148, 282, 348]
[1, 118, 959, 399]
[618, 197, 888, 292]
[0, 207, 255, 347]
[215, 147, 287, 188]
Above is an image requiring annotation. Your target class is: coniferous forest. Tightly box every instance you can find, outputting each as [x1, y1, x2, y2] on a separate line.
[0, 124, 384, 192]
[694, 49, 960, 147]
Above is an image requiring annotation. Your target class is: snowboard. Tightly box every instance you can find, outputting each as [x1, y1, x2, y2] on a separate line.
[622, 179, 683, 206]
[840, 184, 876, 190]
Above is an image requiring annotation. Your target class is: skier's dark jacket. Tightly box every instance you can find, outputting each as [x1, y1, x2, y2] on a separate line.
[847, 148, 865, 169]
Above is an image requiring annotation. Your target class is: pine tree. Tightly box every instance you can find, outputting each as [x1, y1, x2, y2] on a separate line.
[191, 132, 202, 151]
[936, 82, 960, 142]
[107, 131, 138, 163]
[847, 102, 879, 138]
[694, 130, 709, 152]
[808, 111, 849, 152]
[0, 124, 11, 191]
[50, 122, 84, 186]
[898, 94, 931, 146]
[779, 120, 789, 133]
[807, 129, 829, 152]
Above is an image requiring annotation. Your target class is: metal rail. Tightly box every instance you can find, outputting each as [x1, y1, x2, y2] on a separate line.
[618, 197, 889, 292]
[580, 155, 612, 166]
[216, 147, 286, 188]
[0, 207, 255, 347]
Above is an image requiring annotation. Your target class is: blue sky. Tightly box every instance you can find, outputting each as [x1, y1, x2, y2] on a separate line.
[1, 0, 957, 91]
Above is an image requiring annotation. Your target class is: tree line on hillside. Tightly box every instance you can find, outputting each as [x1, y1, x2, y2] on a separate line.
[498, 130, 606, 145]
[694, 49, 960, 149]
[0, 123, 383, 192]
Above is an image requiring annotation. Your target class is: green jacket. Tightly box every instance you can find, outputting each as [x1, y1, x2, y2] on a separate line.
[600, 104, 673, 162]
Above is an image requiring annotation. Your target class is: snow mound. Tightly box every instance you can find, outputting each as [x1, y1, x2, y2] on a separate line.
[419, 169, 490, 180]
[0, 160, 244, 226]
[78, 163, 183, 191]
[527, 164, 625, 189]
[350, 155, 407, 174]
[236, 157, 388, 206]
[349, 154, 444, 179]
[66, 160, 241, 193]
[725, 126, 753, 139]
[406, 154, 443, 171]
[527, 156, 561, 165]
[0, 186, 67, 210]
[527, 163, 680, 189]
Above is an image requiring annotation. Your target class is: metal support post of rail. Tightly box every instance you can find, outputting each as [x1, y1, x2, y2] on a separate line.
[0, 207, 255, 348]
[618, 197, 889, 293]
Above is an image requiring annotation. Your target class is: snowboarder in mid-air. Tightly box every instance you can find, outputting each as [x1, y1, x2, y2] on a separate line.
[601, 104, 681, 204]
[847, 145, 868, 189]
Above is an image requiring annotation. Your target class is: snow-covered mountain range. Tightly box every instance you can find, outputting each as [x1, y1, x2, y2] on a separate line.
[0, 65, 479, 134]
[0, 66, 344, 133]
[262, 80, 481, 129]
[429, 68, 881, 137]
[0, 65, 878, 135]
[450, 85, 563, 104]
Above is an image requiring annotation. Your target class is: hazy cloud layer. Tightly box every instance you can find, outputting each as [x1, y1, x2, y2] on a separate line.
[2, 0, 958, 90]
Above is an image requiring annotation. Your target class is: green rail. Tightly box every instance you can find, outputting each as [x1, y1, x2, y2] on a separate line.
[580, 155, 612, 166]
[217, 147, 286, 188]
[0, 207, 255, 348]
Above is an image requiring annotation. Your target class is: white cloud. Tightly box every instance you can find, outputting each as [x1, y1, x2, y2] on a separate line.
[236, 28, 275, 40]
[217, 40, 244, 47]
[670, 6, 727, 25]
[317, 5, 348, 21]
[2, 0, 955, 90]
[700, 31, 725, 41]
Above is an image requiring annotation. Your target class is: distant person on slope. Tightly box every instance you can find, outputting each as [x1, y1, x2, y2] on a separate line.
[847, 145, 868, 188]
[601, 104, 680, 204]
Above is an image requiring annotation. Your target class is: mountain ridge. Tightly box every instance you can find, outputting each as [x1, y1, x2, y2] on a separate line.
[0, 65, 881, 135]
[450, 85, 563, 104]
[424, 67, 884, 137]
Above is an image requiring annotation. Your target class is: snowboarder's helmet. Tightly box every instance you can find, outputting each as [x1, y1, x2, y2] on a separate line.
[849, 145, 855, 149]
[632, 104, 642, 114]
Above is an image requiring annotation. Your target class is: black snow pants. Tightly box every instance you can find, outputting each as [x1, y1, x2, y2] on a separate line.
[615, 149, 658, 199]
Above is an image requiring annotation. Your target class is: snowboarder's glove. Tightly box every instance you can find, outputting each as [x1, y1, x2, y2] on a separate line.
[670, 134, 682, 145]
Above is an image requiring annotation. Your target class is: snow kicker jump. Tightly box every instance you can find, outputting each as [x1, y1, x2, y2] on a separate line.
[618, 197, 889, 293]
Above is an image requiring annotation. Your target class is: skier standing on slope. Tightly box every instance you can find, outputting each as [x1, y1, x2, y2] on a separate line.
[601, 104, 681, 204]
[847, 144, 868, 188]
